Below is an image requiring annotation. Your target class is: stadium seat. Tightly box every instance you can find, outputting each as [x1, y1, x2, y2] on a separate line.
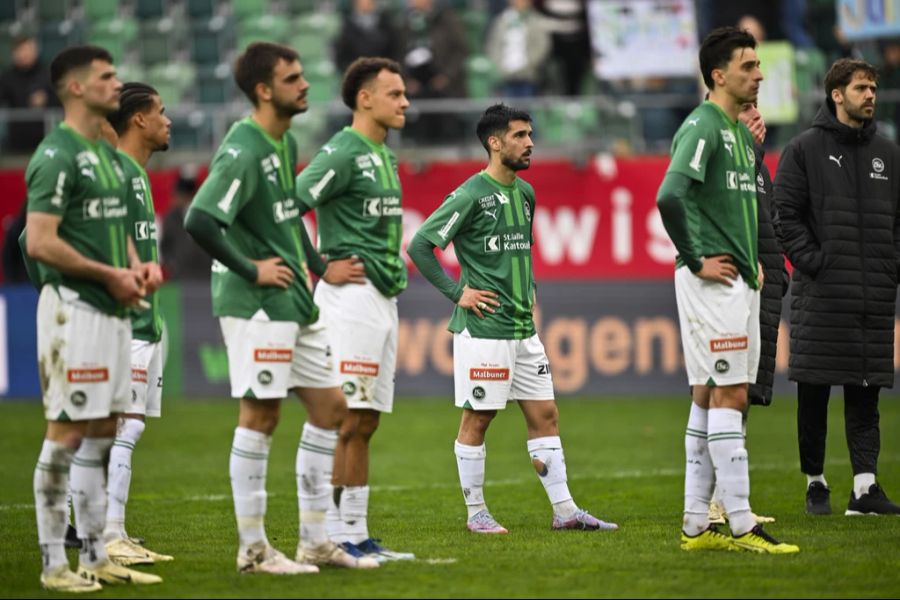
[460, 8, 489, 56]
[88, 17, 138, 65]
[134, 0, 167, 20]
[237, 14, 289, 50]
[139, 17, 187, 66]
[303, 58, 338, 103]
[196, 64, 235, 104]
[83, 0, 120, 22]
[290, 109, 328, 153]
[232, 0, 269, 20]
[284, 0, 318, 16]
[114, 62, 146, 86]
[289, 12, 340, 62]
[190, 17, 235, 66]
[185, 0, 218, 18]
[147, 62, 195, 105]
[465, 55, 496, 99]
[39, 20, 84, 65]
[169, 111, 214, 149]
[35, 0, 71, 22]
[0, 0, 20, 22]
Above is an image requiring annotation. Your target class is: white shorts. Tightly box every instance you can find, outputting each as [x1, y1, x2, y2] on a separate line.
[129, 339, 163, 417]
[37, 285, 131, 421]
[219, 315, 338, 400]
[315, 279, 398, 413]
[674, 265, 761, 386]
[453, 329, 555, 411]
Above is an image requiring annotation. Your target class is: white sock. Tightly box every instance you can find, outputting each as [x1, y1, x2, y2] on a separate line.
[684, 403, 714, 536]
[34, 439, 74, 574]
[341, 485, 370, 544]
[707, 408, 754, 536]
[527, 436, 576, 518]
[72, 437, 113, 567]
[230, 427, 271, 551]
[297, 423, 337, 549]
[104, 418, 145, 542]
[454, 440, 487, 519]
[326, 486, 343, 542]
[854, 473, 876, 498]
[806, 473, 828, 487]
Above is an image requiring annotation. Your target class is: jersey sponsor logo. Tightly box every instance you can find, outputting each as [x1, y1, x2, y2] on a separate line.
[83, 197, 127, 220]
[438, 211, 460, 239]
[524, 201, 532, 222]
[258, 370, 273, 385]
[67, 368, 109, 383]
[261, 153, 281, 185]
[340, 360, 380, 376]
[322, 145, 336, 155]
[273, 198, 301, 223]
[501, 231, 530, 251]
[254, 348, 293, 362]
[715, 359, 730, 373]
[689, 139, 706, 172]
[484, 235, 501, 253]
[472, 386, 486, 400]
[226, 148, 242, 159]
[44, 147, 58, 158]
[134, 220, 157, 241]
[710, 336, 748, 352]
[309, 169, 336, 200]
[342, 381, 357, 396]
[76, 150, 99, 182]
[362, 196, 402, 217]
[361, 169, 377, 182]
[470, 368, 510, 381]
[687, 118, 699, 126]
[746, 144, 755, 166]
[217, 178, 242, 213]
[355, 154, 373, 169]
[726, 171, 738, 190]
[828, 154, 843, 168]
[131, 368, 148, 384]
[131, 176, 146, 205]
[871, 157, 889, 180]
[756, 173, 765, 190]
[70, 390, 87, 406]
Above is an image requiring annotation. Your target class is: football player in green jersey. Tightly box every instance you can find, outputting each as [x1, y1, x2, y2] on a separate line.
[295, 57, 413, 562]
[25, 45, 162, 592]
[98, 82, 174, 567]
[656, 27, 798, 554]
[185, 42, 378, 574]
[408, 104, 618, 534]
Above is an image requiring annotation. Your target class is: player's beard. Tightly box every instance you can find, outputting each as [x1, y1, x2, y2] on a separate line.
[501, 153, 531, 171]
[274, 97, 307, 120]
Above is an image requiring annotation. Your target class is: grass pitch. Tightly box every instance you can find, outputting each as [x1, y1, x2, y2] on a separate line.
[1, 395, 899, 598]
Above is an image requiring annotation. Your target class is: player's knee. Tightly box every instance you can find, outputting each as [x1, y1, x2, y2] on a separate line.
[356, 411, 380, 439]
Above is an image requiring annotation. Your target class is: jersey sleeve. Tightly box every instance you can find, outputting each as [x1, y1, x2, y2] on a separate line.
[416, 188, 476, 250]
[190, 144, 259, 226]
[666, 118, 719, 183]
[294, 146, 353, 208]
[25, 148, 76, 216]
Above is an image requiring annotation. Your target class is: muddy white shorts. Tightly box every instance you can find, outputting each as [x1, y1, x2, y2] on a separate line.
[129, 339, 163, 417]
[219, 314, 338, 400]
[37, 285, 131, 421]
[452, 328, 554, 411]
[674, 265, 760, 387]
[314, 279, 398, 413]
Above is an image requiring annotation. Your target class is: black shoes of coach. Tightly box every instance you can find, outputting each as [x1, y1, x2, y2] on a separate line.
[805, 481, 832, 515]
[846, 483, 900, 515]
[64, 524, 82, 549]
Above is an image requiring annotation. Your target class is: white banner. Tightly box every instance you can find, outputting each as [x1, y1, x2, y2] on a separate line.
[587, 0, 699, 79]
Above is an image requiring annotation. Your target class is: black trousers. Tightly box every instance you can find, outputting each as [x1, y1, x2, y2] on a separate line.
[797, 383, 881, 476]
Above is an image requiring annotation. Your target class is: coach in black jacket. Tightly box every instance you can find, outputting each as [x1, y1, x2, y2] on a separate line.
[775, 58, 900, 516]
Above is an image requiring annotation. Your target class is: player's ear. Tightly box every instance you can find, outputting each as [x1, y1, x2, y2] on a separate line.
[254, 80, 272, 103]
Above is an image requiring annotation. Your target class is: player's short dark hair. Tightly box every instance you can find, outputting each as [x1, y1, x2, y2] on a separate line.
[341, 57, 403, 110]
[50, 45, 114, 91]
[106, 82, 159, 135]
[234, 42, 300, 106]
[475, 103, 532, 153]
[825, 58, 879, 96]
[698, 27, 757, 90]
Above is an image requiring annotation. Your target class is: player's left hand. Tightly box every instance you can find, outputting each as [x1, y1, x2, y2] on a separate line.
[458, 285, 500, 319]
[757, 261, 764, 290]
[323, 255, 366, 285]
[138, 262, 164, 294]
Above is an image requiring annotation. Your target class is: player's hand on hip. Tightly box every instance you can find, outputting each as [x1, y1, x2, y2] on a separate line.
[458, 284, 500, 319]
[695, 255, 739, 286]
[254, 256, 294, 289]
[757, 261, 764, 290]
[323, 255, 366, 285]
[106, 267, 146, 307]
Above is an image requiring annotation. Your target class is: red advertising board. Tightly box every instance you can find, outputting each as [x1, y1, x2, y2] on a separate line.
[0, 155, 780, 282]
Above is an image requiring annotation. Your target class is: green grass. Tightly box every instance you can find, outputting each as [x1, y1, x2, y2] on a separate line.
[1, 396, 899, 598]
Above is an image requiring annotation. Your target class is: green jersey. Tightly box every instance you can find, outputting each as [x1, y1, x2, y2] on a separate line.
[189, 118, 318, 325]
[295, 127, 407, 298]
[418, 171, 536, 340]
[119, 151, 163, 342]
[25, 123, 129, 315]
[665, 101, 759, 287]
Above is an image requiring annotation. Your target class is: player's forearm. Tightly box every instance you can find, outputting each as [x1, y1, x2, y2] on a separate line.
[126, 236, 141, 269]
[408, 233, 463, 303]
[28, 228, 118, 284]
[184, 208, 258, 282]
[656, 172, 703, 272]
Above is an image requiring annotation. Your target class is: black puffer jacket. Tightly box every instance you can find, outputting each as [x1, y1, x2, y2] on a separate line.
[774, 101, 900, 387]
[750, 151, 789, 405]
